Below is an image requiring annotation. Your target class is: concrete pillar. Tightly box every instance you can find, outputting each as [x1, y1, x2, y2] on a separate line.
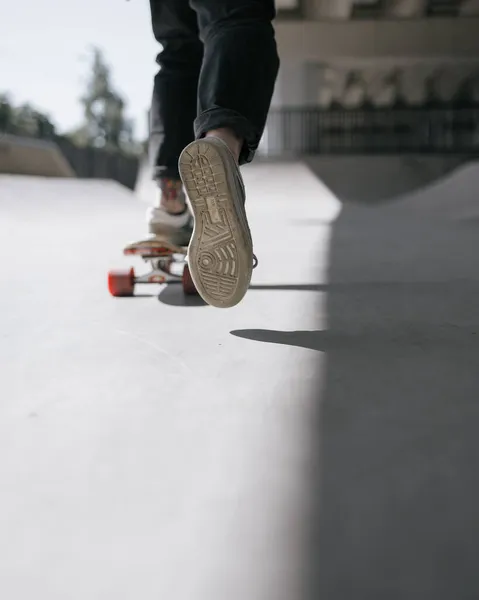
[388, 0, 428, 17]
[270, 60, 308, 107]
[368, 69, 402, 107]
[264, 60, 309, 155]
[311, 0, 352, 19]
[461, 0, 479, 16]
[342, 71, 367, 108]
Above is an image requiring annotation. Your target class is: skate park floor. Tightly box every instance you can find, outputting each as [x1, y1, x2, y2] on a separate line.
[1, 160, 479, 599]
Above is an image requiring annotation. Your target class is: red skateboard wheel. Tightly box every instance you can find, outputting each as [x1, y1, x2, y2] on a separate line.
[108, 268, 135, 297]
[182, 264, 197, 295]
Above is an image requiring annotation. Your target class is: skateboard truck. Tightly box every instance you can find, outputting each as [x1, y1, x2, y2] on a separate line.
[108, 239, 197, 297]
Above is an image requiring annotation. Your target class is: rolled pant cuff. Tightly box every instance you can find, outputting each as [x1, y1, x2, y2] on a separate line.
[152, 165, 181, 181]
[194, 107, 257, 165]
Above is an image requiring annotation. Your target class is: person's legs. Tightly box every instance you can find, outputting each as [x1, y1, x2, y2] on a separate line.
[193, 0, 279, 164]
[147, 0, 203, 243]
[178, 0, 279, 307]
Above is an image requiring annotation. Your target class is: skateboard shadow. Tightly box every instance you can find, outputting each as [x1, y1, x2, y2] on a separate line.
[157, 283, 207, 307]
[157, 281, 323, 307]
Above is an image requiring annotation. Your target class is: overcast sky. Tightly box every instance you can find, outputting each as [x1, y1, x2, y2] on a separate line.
[0, 0, 159, 139]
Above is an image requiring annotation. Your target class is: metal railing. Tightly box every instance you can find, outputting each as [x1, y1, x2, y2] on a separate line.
[260, 106, 479, 157]
[55, 137, 139, 190]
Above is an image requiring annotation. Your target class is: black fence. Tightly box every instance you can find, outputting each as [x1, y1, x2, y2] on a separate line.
[262, 107, 479, 157]
[55, 137, 140, 190]
[0, 126, 140, 189]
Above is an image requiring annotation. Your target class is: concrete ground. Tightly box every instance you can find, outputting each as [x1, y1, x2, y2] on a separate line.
[0, 161, 478, 599]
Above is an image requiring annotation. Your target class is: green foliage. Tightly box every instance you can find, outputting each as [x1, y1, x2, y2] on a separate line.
[1, 47, 143, 155]
[76, 46, 139, 154]
[0, 93, 56, 138]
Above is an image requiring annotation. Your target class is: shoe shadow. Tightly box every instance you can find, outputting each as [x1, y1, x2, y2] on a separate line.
[231, 322, 479, 353]
[231, 328, 327, 351]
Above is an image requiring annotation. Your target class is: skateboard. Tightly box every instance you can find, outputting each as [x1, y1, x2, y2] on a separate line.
[108, 238, 197, 297]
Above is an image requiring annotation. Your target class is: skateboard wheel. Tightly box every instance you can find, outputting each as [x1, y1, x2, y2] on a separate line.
[182, 264, 197, 295]
[108, 268, 135, 297]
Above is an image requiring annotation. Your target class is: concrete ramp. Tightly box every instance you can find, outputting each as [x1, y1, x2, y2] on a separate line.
[1, 164, 479, 600]
[391, 160, 479, 221]
[0, 166, 339, 600]
[304, 155, 466, 204]
[0, 173, 134, 203]
[0, 135, 75, 178]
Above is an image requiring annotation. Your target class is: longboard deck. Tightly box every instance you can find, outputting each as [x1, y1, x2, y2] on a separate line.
[123, 238, 187, 258]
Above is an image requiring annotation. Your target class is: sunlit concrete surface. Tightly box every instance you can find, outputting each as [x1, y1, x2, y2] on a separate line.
[0, 160, 478, 599]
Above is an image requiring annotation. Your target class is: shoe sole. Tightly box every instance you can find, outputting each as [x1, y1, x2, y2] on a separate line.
[147, 222, 192, 248]
[178, 139, 253, 308]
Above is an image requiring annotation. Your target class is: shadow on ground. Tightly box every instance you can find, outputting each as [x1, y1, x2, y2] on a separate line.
[158, 284, 207, 307]
[233, 175, 479, 598]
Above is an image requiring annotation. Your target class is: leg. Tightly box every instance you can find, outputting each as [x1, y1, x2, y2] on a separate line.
[147, 0, 202, 243]
[178, 1, 279, 308]
[192, 0, 279, 165]
[149, 0, 202, 179]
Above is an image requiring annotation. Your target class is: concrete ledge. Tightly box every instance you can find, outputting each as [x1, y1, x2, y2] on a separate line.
[303, 154, 469, 203]
[0, 134, 75, 178]
[275, 18, 479, 61]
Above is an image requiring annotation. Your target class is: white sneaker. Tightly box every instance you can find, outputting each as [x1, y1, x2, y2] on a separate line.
[178, 137, 254, 308]
[146, 180, 193, 247]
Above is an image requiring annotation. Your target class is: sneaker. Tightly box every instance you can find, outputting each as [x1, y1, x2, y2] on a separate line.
[178, 137, 254, 308]
[147, 178, 193, 247]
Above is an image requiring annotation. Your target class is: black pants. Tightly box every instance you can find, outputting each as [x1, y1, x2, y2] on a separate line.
[149, 0, 280, 179]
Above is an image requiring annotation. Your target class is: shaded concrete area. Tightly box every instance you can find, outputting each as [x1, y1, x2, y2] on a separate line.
[236, 161, 479, 599]
[392, 161, 479, 221]
[309, 206, 479, 600]
[1, 160, 479, 599]
[304, 155, 467, 204]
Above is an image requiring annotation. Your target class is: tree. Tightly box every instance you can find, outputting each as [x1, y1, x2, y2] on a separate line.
[0, 93, 56, 138]
[0, 94, 13, 135]
[77, 46, 136, 152]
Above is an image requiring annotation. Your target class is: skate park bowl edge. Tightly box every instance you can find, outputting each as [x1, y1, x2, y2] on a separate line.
[0, 134, 75, 178]
[135, 152, 473, 207]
